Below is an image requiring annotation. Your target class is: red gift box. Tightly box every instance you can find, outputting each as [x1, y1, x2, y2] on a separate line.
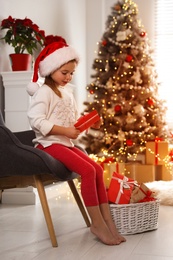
[74, 110, 100, 132]
[107, 172, 136, 204]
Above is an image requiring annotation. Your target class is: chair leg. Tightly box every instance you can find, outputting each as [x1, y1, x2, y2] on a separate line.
[34, 175, 58, 247]
[0, 190, 3, 203]
[67, 179, 90, 227]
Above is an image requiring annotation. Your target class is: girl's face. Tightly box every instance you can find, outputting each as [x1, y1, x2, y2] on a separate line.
[51, 60, 77, 86]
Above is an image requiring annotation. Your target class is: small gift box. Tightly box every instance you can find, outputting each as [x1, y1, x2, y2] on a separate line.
[125, 163, 155, 183]
[146, 139, 169, 165]
[74, 110, 100, 132]
[107, 172, 136, 204]
[130, 183, 156, 203]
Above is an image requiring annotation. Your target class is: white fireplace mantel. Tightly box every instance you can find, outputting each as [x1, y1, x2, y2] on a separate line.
[1, 71, 33, 132]
[1, 71, 36, 205]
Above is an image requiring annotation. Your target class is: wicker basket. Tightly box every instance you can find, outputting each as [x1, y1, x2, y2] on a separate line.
[110, 200, 160, 235]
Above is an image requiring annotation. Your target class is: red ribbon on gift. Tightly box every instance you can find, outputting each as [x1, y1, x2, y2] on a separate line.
[138, 186, 156, 203]
[154, 137, 163, 165]
[116, 163, 119, 173]
[139, 196, 156, 203]
[169, 149, 173, 161]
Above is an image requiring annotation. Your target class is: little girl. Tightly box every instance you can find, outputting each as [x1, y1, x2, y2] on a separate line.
[27, 38, 126, 246]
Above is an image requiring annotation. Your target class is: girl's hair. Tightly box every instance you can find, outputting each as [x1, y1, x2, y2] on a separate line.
[44, 76, 62, 97]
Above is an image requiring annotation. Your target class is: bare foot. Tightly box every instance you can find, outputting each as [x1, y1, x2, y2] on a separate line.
[90, 223, 120, 245]
[105, 220, 126, 244]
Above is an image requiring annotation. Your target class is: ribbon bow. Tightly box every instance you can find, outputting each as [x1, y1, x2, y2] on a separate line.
[112, 175, 137, 203]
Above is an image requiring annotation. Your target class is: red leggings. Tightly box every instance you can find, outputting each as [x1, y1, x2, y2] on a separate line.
[37, 144, 108, 207]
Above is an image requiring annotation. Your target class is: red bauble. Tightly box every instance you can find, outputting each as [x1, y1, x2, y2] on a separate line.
[169, 149, 173, 161]
[140, 31, 146, 37]
[114, 104, 121, 112]
[147, 98, 154, 106]
[102, 40, 107, 46]
[126, 139, 133, 146]
[125, 55, 133, 62]
[89, 90, 94, 94]
[114, 4, 121, 11]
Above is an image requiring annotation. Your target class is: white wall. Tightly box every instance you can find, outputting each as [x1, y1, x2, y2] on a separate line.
[0, 0, 155, 115]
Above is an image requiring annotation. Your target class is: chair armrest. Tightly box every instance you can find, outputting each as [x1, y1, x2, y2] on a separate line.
[14, 130, 35, 147]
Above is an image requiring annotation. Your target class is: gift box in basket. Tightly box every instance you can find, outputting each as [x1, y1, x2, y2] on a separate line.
[107, 172, 135, 204]
[130, 183, 156, 203]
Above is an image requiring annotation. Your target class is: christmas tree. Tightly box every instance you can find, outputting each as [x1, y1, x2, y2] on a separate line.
[80, 0, 169, 162]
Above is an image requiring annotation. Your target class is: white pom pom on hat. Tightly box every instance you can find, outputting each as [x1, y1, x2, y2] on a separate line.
[26, 39, 80, 96]
[26, 82, 40, 96]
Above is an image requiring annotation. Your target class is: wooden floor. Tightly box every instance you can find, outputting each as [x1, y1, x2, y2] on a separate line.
[0, 182, 173, 260]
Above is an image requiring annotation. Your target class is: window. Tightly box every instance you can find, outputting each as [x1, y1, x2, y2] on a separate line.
[154, 0, 173, 125]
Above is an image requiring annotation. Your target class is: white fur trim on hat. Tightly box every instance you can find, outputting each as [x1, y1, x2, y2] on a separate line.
[39, 46, 79, 77]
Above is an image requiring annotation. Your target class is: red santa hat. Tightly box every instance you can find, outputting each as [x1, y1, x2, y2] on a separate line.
[27, 39, 80, 96]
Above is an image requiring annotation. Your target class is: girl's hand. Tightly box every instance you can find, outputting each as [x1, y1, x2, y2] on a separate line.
[91, 117, 103, 129]
[65, 126, 80, 139]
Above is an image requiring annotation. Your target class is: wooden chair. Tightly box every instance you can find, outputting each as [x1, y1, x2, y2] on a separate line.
[0, 111, 90, 247]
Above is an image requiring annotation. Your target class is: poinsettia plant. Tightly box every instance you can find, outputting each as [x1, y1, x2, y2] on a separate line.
[0, 16, 45, 55]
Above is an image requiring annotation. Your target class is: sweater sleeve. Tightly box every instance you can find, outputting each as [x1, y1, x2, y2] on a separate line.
[27, 86, 54, 136]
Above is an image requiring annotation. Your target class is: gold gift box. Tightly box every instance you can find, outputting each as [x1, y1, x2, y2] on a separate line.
[125, 163, 155, 183]
[146, 141, 168, 165]
[103, 162, 125, 188]
[155, 164, 173, 181]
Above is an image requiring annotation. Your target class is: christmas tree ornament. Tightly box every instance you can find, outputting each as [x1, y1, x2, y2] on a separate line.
[134, 104, 145, 116]
[116, 31, 127, 41]
[126, 139, 133, 146]
[131, 67, 142, 83]
[118, 129, 125, 141]
[102, 40, 107, 46]
[89, 89, 94, 94]
[125, 54, 133, 62]
[114, 104, 122, 112]
[114, 4, 121, 11]
[140, 31, 146, 37]
[126, 112, 136, 124]
[147, 98, 154, 106]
